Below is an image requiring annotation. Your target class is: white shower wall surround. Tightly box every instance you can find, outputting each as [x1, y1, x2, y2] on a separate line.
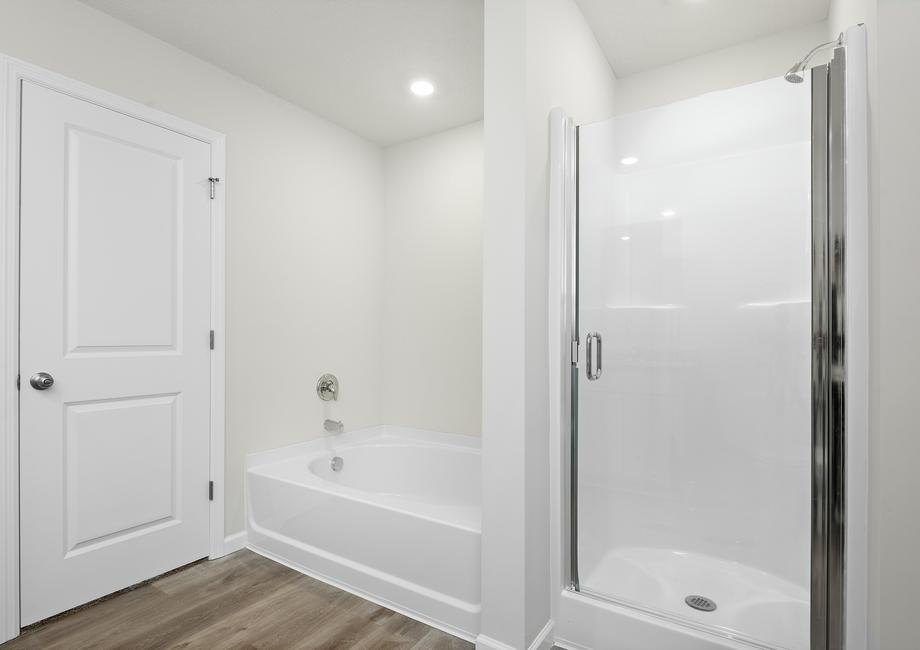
[245, 426, 481, 639]
[578, 74, 812, 590]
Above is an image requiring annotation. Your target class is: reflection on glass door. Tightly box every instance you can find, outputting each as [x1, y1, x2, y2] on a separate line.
[575, 76, 813, 650]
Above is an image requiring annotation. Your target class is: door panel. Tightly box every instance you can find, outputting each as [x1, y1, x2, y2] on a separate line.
[19, 81, 212, 625]
[65, 126, 180, 352]
[65, 394, 180, 553]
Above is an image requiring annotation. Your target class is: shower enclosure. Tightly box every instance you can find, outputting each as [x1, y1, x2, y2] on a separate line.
[554, 29, 867, 650]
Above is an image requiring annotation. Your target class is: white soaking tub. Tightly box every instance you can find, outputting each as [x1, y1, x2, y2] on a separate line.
[245, 426, 481, 640]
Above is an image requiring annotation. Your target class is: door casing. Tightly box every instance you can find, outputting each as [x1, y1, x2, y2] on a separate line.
[0, 53, 228, 644]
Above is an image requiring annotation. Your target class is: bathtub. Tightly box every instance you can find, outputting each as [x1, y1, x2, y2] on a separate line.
[245, 426, 481, 640]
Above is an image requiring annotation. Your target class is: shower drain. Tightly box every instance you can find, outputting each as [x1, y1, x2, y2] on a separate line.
[684, 595, 717, 612]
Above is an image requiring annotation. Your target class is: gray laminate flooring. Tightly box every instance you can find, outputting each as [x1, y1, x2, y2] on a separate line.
[2, 549, 473, 650]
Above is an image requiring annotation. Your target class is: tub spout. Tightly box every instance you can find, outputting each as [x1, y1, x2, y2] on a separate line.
[324, 419, 343, 433]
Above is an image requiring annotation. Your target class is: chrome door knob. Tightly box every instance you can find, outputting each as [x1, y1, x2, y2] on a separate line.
[29, 372, 54, 390]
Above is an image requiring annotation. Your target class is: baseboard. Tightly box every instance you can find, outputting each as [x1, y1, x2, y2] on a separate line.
[476, 634, 517, 650]
[552, 641, 587, 650]
[529, 619, 554, 650]
[223, 531, 248, 554]
[476, 619, 554, 650]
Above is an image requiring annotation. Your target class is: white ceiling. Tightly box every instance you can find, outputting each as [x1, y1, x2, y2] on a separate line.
[575, 0, 831, 77]
[80, 0, 484, 146]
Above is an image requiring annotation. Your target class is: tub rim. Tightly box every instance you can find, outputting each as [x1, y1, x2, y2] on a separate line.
[246, 425, 482, 533]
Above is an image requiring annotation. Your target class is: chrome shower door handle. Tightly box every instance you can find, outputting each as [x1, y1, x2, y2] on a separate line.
[586, 332, 602, 380]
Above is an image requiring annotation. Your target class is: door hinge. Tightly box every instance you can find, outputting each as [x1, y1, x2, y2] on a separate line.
[208, 177, 220, 200]
[209, 330, 215, 350]
[16, 374, 20, 391]
[209, 480, 214, 501]
[571, 339, 579, 366]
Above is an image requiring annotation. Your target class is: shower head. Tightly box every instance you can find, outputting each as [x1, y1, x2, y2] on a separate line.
[783, 65, 806, 84]
[784, 34, 843, 84]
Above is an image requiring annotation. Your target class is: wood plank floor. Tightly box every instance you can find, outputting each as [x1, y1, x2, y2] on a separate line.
[2, 549, 473, 650]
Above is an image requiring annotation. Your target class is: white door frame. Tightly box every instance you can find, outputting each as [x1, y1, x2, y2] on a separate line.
[0, 53, 228, 643]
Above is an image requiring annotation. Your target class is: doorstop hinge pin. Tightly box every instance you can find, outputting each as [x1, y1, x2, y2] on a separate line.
[208, 177, 220, 199]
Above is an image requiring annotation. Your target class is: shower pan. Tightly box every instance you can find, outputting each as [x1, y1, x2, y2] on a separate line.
[549, 26, 868, 650]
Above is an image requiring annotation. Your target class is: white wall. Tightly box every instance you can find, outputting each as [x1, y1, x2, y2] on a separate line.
[382, 122, 483, 436]
[0, 0, 386, 536]
[871, 2, 919, 648]
[611, 0, 872, 118]
[480, 0, 616, 647]
[480, 0, 529, 644]
[613, 21, 829, 116]
[830, 0, 869, 34]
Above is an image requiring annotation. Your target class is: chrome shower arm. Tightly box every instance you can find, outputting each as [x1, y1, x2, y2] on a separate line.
[784, 33, 843, 83]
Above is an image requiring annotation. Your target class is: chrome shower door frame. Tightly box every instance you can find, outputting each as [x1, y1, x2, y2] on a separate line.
[811, 45, 848, 650]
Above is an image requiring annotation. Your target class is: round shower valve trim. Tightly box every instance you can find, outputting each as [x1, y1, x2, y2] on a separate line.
[316, 373, 339, 401]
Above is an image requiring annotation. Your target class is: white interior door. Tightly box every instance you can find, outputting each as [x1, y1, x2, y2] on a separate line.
[19, 81, 213, 625]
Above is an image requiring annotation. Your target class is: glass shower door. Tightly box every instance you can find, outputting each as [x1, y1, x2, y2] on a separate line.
[575, 76, 813, 650]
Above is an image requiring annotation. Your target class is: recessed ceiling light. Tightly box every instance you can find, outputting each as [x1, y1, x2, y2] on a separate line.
[620, 156, 638, 165]
[620, 235, 631, 241]
[410, 80, 435, 97]
[661, 209, 676, 217]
